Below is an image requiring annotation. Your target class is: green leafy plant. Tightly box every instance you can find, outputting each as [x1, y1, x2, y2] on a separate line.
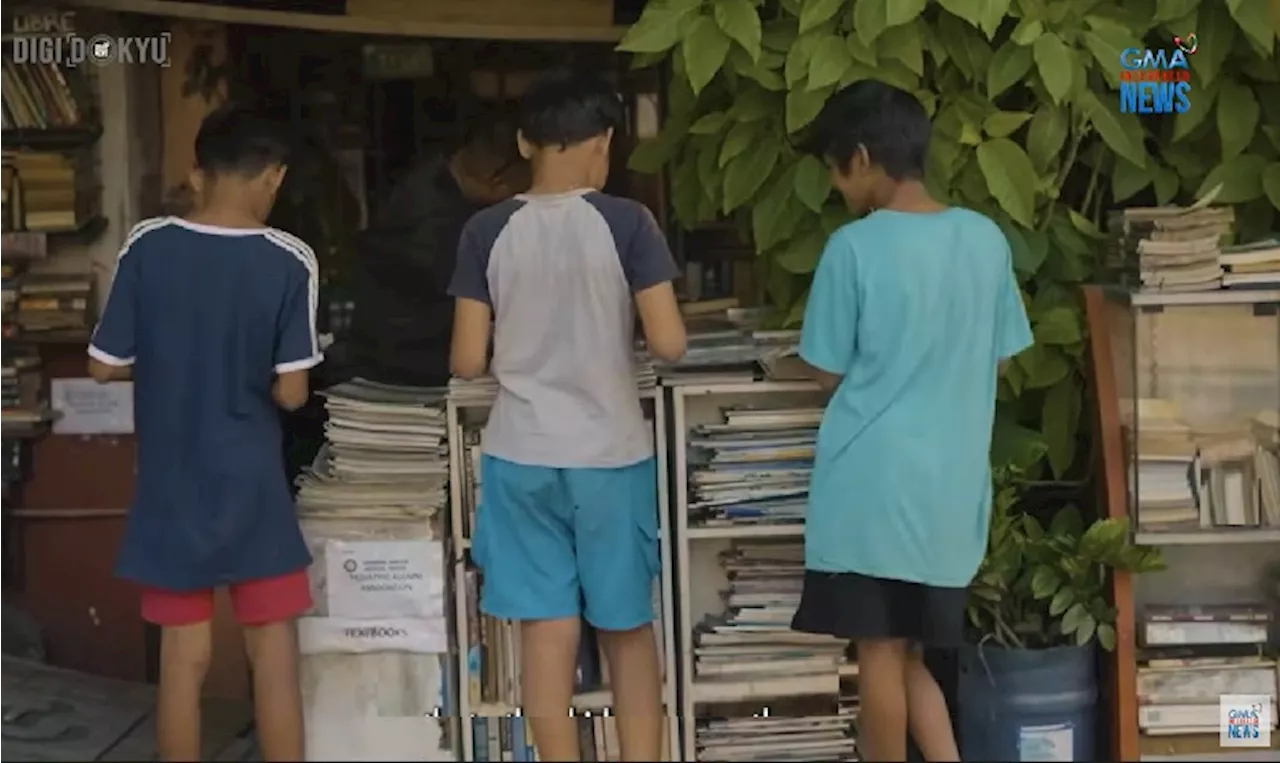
[967, 469, 1165, 650]
[619, 0, 1279, 480]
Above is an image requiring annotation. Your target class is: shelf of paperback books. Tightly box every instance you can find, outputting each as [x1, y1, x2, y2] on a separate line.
[445, 373, 680, 762]
[670, 381, 859, 763]
[1109, 283, 1280, 758]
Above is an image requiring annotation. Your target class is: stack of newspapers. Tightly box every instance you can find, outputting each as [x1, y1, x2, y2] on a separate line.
[447, 353, 658, 404]
[295, 378, 449, 520]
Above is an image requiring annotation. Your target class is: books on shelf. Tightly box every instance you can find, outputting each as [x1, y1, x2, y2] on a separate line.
[1220, 237, 1280, 290]
[14, 272, 91, 334]
[695, 709, 858, 762]
[0, 60, 84, 130]
[295, 378, 449, 521]
[1137, 604, 1277, 736]
[469, 712, 668, 762]
[693, 541, 849, 686]
[688, 406, 818, 529]
[1112, 202, 1234, 293]
[3, 150, 100, 232]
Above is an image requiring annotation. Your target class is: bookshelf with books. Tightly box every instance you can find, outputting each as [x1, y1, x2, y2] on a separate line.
[1084, 234, 1280, 760]
[670, 381, 859, 763]
[445, 372, 680, 761]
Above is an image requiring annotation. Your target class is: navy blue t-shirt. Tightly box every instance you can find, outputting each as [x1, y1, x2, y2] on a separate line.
[89, 217, 322, 591]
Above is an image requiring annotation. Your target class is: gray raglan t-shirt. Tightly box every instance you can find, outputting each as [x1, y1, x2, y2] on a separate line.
[447, 190, 679, 468]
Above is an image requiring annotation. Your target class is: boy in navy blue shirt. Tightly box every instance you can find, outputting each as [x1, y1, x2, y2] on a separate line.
[89, 105, 319, 762]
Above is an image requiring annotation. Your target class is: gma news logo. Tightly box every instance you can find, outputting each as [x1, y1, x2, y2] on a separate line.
[1118, 34, 1197, 115]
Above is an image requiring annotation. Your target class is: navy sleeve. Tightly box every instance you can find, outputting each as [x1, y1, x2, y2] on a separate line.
[88, 232, 145, 366]
[448, 218, 493, 306]
[270, 236, 323, 373]
[623, 202, 680, 292]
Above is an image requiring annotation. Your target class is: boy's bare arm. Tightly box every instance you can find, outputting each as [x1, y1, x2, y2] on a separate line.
[88, 358, 132, 383]
[273, 370, 309, 411]
[635, 282, 687, 362]
[451, 297, 493, 379]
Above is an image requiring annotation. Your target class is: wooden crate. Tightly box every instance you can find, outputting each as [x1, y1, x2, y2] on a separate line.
[346, 0, 613, 28]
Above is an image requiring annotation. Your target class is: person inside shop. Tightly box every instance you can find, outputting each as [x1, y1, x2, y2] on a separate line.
[788, 80, 1033, 762]
[88, 104, 320, 763]
[345, 104, 530, 386]
[447, 69, 687, 761]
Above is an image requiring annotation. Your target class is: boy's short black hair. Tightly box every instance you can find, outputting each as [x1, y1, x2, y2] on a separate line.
[518, 69, 624, 149]
[194, 103, 292, 177]
[803, 81, 930, 180]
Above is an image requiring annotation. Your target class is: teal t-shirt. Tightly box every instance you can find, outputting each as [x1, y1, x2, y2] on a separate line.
[800, 207, 1033, 587]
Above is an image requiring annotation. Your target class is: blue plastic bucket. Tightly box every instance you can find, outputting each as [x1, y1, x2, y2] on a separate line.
[957, 643, 1097, 762]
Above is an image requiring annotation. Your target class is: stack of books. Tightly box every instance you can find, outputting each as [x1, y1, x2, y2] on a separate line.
[447, 353, 657, 404]
[1130, 399, 1199, 530]
[0, 60, 84, 129]
[294, 378, 449, 521]
[14, 272, 91, 336]
[688, 406, 820, 529]
[1, 347, 43, 427]
[1112, 202, 1234, 293]
[693, 541, 848, 685]
[1137, 603, 1277, 755]
[695, 711, 858, 762]
[3, 150, 99, 232]
[1219, 238, 1280, 290]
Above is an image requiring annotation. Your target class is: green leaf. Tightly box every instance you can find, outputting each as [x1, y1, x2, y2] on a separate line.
[878, 21, 925, 76]
[728, 48, 787, 90]
[1153, 166, 1179, 205]
[753, 165, 800, 251]
[1061, 602, 1086, 633]
[776, 227, 826, 274]
[1034, 306, 1083, 345]
[617, 0, 699, 53]
[682, 15, 733, 94]
[1050, 505, 1085, 537]
[820, 204, 851, 234]
[794, 155, 832, 213]
[714, 0, 763, 62]
[1155, 0, 1197, 21]
[1096, 623, 1117, 651]
[886, 0, 929, 27]
[987, 42, 1033, 98]
[628, 138, 672, 173]
[807, 34, 853, 90]
[1194, 1, 1236, 86]
[938, 0, 1012, 39]
[1026, 103, 1068, 172]
[1068, 209, 1104, 239]
[1017, 344, 1071, 389]
[689, 111, 730, 135]
[720, 120, 757, 167]
[628, 50, 668, 70]
[991, 417, 1049, 471]
[1226, 0, 1274, 54]
[762, 18, 799, 51]
[1032, 34, 1074, 104]
[726, 85, 779, 121]
[846, 31, 879, 66]
[1078, 89, 1147, 169]
[1263, 163, 1280, 212]
[1111, 158, 1152, 202]
[1042, 376, 1081, 478]
[1172, 74, 1219, 142]
[786, 84, 832, 133]
[1009, 18, 1042, 45]
[785, 31, 820, 85]
[983, 111, 1032, 138]
[1197, 154, 1269, 203]
[1049, 588, 1075, 617]
[1075, 614, 1097, 646]
[1217, 81, 1260, 160]
[798, 0, 845, 34]
[976, 139, 1038, 227]
[853, 0, 890, 46]
[723, 139, 780, 212]
[1030, 566, 1060, 599]
[1081, 22, 1144, 88]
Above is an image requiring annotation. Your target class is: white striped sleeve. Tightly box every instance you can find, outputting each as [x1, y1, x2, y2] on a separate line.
[264, 229, 322, 373]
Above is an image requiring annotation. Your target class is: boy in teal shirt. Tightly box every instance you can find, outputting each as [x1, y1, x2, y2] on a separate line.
[790, 81, 1033, 761]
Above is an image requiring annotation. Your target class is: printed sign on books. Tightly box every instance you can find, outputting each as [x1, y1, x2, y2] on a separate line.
[324, 539, 444, 619]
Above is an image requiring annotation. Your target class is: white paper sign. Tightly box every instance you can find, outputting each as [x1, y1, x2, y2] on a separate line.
[297, 616, 447, 655]
[324, 539, 443, 619]
[51, 378, 134, 435]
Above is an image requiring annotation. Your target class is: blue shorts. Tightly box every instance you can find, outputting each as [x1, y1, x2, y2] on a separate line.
[472, 454, 660, 631]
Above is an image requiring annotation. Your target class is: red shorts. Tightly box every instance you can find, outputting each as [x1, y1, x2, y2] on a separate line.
[140, 570, 312, 627]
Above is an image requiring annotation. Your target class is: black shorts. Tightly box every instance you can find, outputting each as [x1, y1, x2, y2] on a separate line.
[791, 570, 967, 647]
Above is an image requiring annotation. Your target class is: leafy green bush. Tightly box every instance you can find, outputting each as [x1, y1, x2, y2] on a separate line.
[620, 0, 1279, 479]
[967, 469, 1165, 650]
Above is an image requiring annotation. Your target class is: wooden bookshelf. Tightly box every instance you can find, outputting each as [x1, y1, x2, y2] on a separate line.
[445, 388, 680, 761]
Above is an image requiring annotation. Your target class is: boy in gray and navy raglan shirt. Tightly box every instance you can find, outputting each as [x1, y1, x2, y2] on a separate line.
[447, 70, 687, 761]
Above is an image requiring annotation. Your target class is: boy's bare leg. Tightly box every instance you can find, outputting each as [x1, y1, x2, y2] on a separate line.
[156, 622, 212, 762]
[856, 638, 910, 762]
[598, 624, 663, 761]
[521, 617, 581, 761]
[242, 620, 305, 762]
[905, 649, 960, 762]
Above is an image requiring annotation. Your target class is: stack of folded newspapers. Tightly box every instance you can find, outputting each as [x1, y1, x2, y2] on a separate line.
[296, 378, 449, 520]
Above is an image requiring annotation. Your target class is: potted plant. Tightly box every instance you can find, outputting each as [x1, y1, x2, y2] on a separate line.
[959, 468, 1165, 761]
